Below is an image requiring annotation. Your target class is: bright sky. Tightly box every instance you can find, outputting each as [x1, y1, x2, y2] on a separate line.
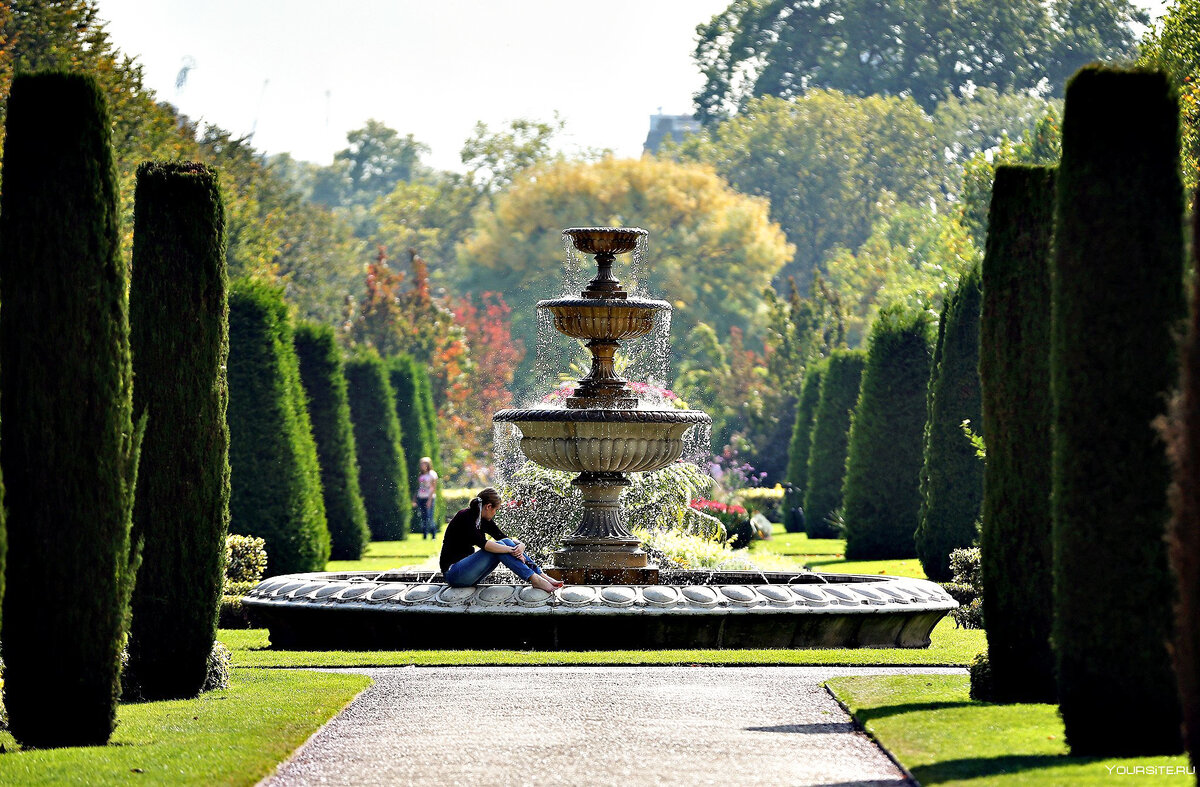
[94, 0, 1169, 172]
[94, 0, 730, 171]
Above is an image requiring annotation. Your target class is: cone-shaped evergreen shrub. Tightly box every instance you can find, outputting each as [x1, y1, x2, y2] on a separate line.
[0, 72, 143, 747]
[1164, 202, 1200, 772]
[1052, 66, 1184, 756]
[389, 354, 442, 526]
[785, 362, 825, 533]
[295, 322, 370, 560]
[916, 266, 984, 581]
[978, 165, 1057, 704]
[346, 351, 411, 540]
[842, 306, 932, 560]
[413, 365, 442, 522]
[804, 350, 866, 537]
[228, 279, 329, 576]
[126, 162, 230, 701]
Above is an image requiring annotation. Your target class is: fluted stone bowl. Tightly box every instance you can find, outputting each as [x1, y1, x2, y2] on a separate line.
[538, 297, 668, 342]
[564, 226, 647, 256]
[492, 408, 711, 474]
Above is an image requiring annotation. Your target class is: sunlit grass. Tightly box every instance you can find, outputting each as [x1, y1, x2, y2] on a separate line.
[325, 536, 441, 572]
[827, 674, 1190, 785]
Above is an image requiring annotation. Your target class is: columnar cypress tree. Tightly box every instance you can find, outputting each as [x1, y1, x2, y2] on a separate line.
[345, 351, 411, 540]
[413, 362, 443, 523]
[228, 280, 330, 576]
[126, 162, 230, 701]
[1164, 203, 1200, 773]
[979, 165, 1057, 704]
[295, 322, 370, 560]
[841, 306, 932, 560]
[1052, 66, 1184, 755]
[784, 361, 825, 532]
[804, 350, 866, 537]
[389, 354, 441, 526]
[916, 266, 984, 581]
[0, 73, 143, 747]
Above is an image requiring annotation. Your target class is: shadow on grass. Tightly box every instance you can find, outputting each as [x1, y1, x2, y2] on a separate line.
[854, 701, 977, 722]
[745, 722, 858, 734]
[911, 753, 1100, 784]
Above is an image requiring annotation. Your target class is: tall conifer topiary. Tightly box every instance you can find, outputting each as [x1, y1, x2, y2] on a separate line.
[804, 350, 866, 537]
[979, 165, 1057, 703]
[0, 72, 143, 746]
[295, 322, 370, 560]
[916, 266, 984, 581]
[228, 279, 330, 576]
[389, 354, 441, 528]
[126, 162, 230, 701]
[1052, 66, 1184, 755]
[413, 362, 443, 523]
[842, 306, 932, 560]
[785, 362, 825, 532]
[345, 351, 411, 540]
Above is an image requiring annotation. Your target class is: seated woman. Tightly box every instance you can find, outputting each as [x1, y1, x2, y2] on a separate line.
[439, 487, 564, 592]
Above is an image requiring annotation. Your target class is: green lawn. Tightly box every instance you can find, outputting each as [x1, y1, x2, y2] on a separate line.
[749, 528, 928, 579]
[220, 616, 983, 668]
[827, 674, 1192, 785]
[0, 669, 370, 786]
[325, 536, 441, 572]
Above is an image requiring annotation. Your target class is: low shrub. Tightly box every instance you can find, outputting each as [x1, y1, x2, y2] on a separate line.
[943, 547, 983, 629]
[968, 651, 995, 701]
[634, 525, 757, 570]
[218, 596, 251, 629]
[225, 535, 267, 585]
[442, 488, 475, 518]
[202, 641, 231, 692]
[738, 486, 784, 521]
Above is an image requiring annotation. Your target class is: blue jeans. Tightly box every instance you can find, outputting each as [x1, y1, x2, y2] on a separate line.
[444, 538, 544, 586]
[417, 497, 435, 538]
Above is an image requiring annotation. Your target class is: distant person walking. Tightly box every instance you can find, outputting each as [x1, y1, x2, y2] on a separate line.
[414, 457, 438, 539]
[439, 487, 563, 592]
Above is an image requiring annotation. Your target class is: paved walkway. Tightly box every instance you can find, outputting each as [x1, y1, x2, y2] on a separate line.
[263, 666, 963, 787]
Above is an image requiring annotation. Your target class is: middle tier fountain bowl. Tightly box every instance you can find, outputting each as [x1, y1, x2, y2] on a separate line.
[243, 226, 956, 650]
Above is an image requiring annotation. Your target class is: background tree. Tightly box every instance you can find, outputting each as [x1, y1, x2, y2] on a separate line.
[785, 361, 825, 532]
[841, 306, 933, 559]
[294, 322, 371, 561]
[227, 279, 330, 576]
[126, 162, 229, 702]
[692, 0, 1145, 121]
[804, 350, 866, 537]
[345, 351, 411, 540]
[459, 155, 792, 395]
[0, 73, 143, 747]
[1142, 0, 1200, 196]
[979, 165, 1057, 703]
[1051, 66, 1184, 756]
[310, 119, 429, 212]
[916, 265, 983, 581]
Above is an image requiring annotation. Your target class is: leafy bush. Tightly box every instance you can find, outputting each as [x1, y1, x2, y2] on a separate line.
[916, 266, 983, 581]
[841, 306, 933, 559]
[127, 161, 230, 702]
[804, 349, 866, 537]
[294, 322, 370, 560]
[633, 525, 757, 571]
[943, 548, 983, 630]
[1052, 66, 1184, 756]
[225, 535, 268, 585]
[979, 164, 1057, 704]
[442, 488, 476, 518]
[689, 499, 749, 545]
[0, 72, 143, 747]
[228, 279, 329, 576]
[202, 641, 231, 692]
[785, 362, 826, 532]
[738, 486, 785, 522]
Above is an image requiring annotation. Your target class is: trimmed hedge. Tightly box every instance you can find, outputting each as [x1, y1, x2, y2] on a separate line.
[295, 322, 370, 560]
[841, 306, 932, 560]
[1165, 201, 1200, 773]
[784, 361, 825, 532]
[804, 350, 866, 537]
[413, 362, 443, 522]
[228, 279, 330, 576]
[0, 72, 143, 747]
[388, 354, 442, 526]
[916, 266, 984, 581]
[978, 165, 1057, 704]
[126, 162, 230, 702]
[1051, 66, 1184, 756]
[345, 351, 411, 540]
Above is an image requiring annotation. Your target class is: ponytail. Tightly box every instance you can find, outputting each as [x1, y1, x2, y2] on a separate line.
[471, 487, 502, 530]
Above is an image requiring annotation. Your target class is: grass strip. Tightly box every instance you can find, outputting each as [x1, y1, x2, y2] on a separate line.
[803, 557, 926, 578]
[326, 537, 441, 572]
[220, 618, 983, 668]
[0, 669, 370, 786]
[826, 674, 1192, 785]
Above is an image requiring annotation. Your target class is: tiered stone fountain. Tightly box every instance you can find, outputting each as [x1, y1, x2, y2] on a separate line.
[243, 227, 955, 650]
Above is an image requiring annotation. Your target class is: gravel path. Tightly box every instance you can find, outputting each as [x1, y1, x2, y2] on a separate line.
[263, 665, 963, 787]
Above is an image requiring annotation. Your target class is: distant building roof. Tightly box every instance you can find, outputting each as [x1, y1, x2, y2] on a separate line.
[643, 112, 702, 154]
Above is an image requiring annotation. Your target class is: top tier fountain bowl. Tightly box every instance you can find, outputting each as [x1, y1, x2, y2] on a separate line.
[493, 227, 710, 585]
[241, 227, 956, 651]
